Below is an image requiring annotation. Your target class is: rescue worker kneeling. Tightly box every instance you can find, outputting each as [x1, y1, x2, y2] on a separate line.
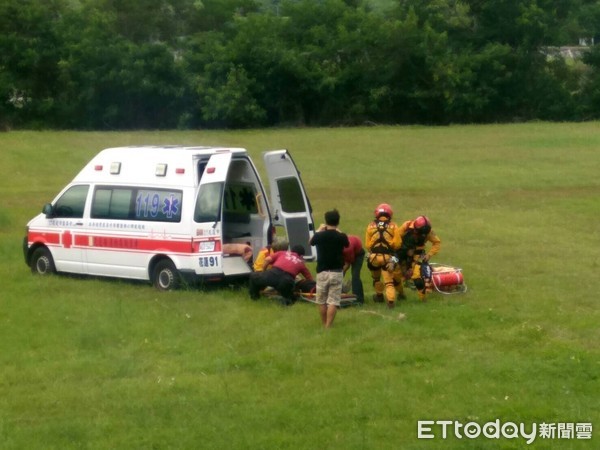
[365, 203, 404, 309]
[248, 244, 313, 305]
[253, 237, 289, 272]
[397, 215, 441, 302]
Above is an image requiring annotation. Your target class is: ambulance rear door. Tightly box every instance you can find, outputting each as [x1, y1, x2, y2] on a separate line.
[195, 151, 249, 277]
[263, 150, 316, 260]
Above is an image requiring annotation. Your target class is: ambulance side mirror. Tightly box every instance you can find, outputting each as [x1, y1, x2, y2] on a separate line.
[42, 203, 55, 218]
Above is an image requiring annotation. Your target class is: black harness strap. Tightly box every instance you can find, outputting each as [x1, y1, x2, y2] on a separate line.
[371, 221, 394, 255]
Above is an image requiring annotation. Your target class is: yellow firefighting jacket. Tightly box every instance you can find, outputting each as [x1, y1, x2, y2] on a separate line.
[253, 247, 274, 272]
[398, 220, 441, 260]
[365, 218, 402, 255]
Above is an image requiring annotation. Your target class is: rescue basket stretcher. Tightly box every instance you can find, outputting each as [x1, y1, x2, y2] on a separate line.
[298, 291, 360, 308]
[261, 288, 360, 308]
[429, 263, 467, 294]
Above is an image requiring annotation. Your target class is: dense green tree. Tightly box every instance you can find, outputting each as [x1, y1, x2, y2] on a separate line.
[271, 0, 387, 124]
[579, 45, 600, 119]
[0, 0, 67, 127]
[187, 0, 262, 32]
[55, 3, 188, 129]
[0, 0, 596, 128]
[553, 0, 600, 44]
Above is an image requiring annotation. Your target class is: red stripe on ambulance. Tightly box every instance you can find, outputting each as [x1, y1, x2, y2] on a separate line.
[86, 235, 192, 253]
[31, 230, 197, 253]
[28, 231, 61, 246]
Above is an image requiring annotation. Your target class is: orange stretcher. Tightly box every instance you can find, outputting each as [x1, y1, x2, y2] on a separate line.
[261, 288, 360, 307]
[430, 263, 467, 295]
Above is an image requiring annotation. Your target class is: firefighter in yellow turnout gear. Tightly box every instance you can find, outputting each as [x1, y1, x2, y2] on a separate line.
[365, 204, 404, 308]
[397, 216, 441, 301]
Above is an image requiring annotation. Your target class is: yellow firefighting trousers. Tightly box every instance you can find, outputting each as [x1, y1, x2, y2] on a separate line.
[368, 253, 404, 302]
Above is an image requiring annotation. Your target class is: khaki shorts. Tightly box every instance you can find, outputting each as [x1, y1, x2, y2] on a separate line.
[315, 271, 343, 306]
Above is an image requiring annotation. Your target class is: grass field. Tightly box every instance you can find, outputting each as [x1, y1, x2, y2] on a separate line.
[1, 124, 599, 449]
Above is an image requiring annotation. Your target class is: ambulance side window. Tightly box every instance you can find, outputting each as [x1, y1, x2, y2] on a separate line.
[92, 187, 133, 219]
[54, 185, 89, 218]
[91, 186, 182, 222]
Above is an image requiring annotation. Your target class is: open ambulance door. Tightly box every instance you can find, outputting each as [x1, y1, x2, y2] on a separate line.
[196, 151, 250, 276]
[263, 150, 316, 260]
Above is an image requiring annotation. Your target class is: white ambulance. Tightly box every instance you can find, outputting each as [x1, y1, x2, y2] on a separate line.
[23, 146, 316, 290]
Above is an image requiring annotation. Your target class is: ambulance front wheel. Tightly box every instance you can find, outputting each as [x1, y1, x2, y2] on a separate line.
[30, 247, 56, 275]
[152, 259, 181, 291]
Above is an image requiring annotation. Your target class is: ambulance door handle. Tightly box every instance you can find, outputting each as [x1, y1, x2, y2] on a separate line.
[75, 222, 84, 226]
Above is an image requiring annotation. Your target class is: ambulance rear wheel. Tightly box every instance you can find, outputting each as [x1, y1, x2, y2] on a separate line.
[152, 260, 180, 291]
[31, 247, 56, 275]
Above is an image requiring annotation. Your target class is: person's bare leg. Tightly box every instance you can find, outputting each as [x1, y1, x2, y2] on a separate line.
[319, 304, 327, 325]
[325, 305, 337, 328]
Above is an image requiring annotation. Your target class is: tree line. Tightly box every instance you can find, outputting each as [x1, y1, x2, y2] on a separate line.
[2, 0, 600, 129]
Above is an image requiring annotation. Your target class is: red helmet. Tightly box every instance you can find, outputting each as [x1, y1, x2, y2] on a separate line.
[374, 203, 393, 220]
[413, 215, 431, 234]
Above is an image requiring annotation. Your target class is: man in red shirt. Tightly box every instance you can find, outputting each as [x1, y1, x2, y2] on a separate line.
[342, 235, 365, 304]
[248, 245, 313, 305]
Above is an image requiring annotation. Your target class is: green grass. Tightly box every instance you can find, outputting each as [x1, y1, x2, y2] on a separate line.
[1, 123, 599, 449]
